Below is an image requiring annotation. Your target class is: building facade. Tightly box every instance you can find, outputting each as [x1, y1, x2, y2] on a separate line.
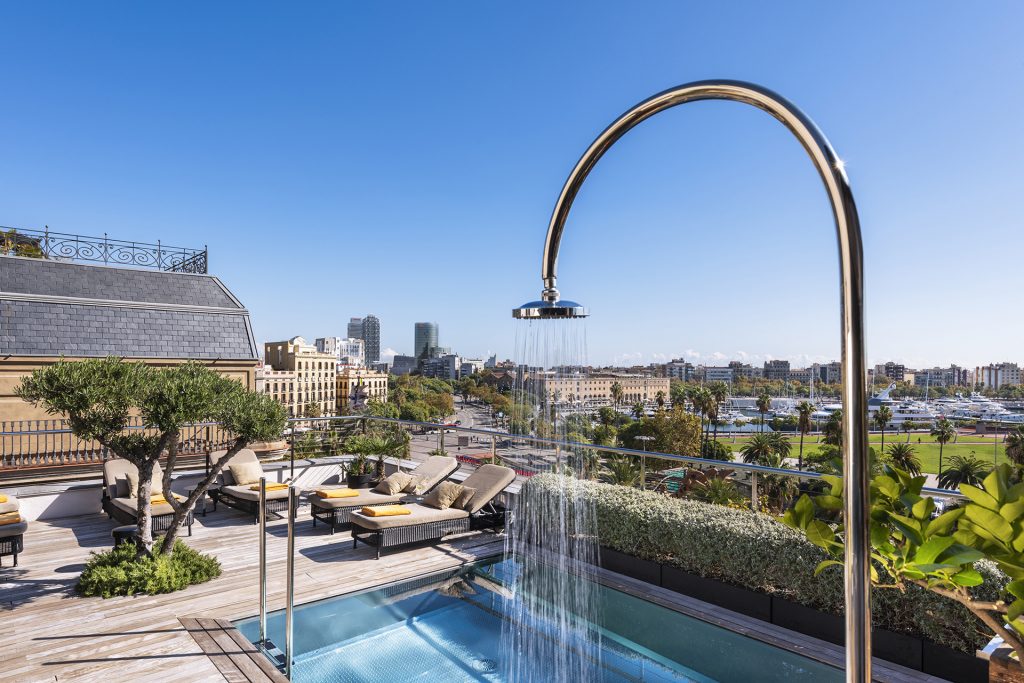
[391, 355, 419, 375]
[534, 373, 670, 405]
[421, 354, 461, 380]
[703, 366, 734, 383]
[0, 255, 259, 423]
[976, 363, 1022, 389]
[665, 358, 694, 381]
[361, 314, 380, 366]
[763, 360, 791, 381]
[336, 367, 389, 412]
[264, 336, 337, 417]
[347, 317, 363, 339]
[414, 322, 438, 359]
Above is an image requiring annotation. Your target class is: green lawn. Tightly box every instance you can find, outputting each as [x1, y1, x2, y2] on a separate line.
[719, 432, 1010, 475]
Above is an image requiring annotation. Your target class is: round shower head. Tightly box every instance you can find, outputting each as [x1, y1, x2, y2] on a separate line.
[512, 299, 588, 319]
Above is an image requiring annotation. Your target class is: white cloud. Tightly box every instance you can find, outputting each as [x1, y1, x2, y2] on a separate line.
[380, 347, 399, 361]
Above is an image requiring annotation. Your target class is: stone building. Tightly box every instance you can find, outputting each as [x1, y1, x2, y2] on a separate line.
[264, 336, 336, 417]
[336, 367, 389, 413]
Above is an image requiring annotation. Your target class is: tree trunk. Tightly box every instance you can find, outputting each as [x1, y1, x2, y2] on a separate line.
[161, 434, 250, 556]
[880, 428, 885, 454]
[798, 432, 804, 471]
[135, 457, 157, 558]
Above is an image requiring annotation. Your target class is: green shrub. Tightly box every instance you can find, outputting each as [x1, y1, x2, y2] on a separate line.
[77, 539, 222, 598]
[525, 474, 1002, 654]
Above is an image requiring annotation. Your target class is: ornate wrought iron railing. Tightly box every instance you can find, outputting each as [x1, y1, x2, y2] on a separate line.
[1, 226, 208, 273]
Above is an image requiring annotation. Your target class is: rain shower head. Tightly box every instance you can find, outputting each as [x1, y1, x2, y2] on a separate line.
[512, 298, 588, 319]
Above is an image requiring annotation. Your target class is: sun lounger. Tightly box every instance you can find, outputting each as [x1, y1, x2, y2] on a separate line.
[208, 449, 296, 523]
[350, 463, 515, 559]
[0, 494, 26, 567]
[309, 456, 460, 533]
[101, 459, 193, 536]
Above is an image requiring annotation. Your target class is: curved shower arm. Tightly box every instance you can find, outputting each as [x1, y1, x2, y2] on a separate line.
[536, 79, 870, 683]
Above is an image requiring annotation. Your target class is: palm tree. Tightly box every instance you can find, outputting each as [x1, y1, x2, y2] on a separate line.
[601, 454, 642, 487]
[902, 420, 916, 443]
[655, 390, 666, 410]
[938, 454, 989, 489]
[755, 391, 772, 433]
[873, 405, 892, 453]
[689, 386, 712, 446]
[740, 433, 776, 465]
[768, 432, 792, 461]
[709, 382, 729, 444]
[931, 418, 956, 477]
[610, 381, 624, 407]
[886, 442, 922, 476]
[632, 401, 645, 420]
[823, 409, 843, 446]
[1005, 426, 1024, 466]
[796, 400, 814, 471]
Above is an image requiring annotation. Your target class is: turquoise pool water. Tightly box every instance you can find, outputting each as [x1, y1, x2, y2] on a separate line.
[236, 558, 842, 682]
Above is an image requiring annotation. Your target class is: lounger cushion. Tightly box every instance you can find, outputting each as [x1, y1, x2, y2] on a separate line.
[211, 449, 260, 486]
[309, 489, 404, 509]
[0, 499, 19, 515]
[459, 464, 516, 514]
[403, 476, 426, 494]
[222, 484, 294, 503]
[374, 472, 413, 495]
[423, 481, 464, 510]
[453, 486, 476, 511]
[0, 521, 28, 538]
[229, 461, 264, 486]
[410, 456, 458, 490]
[350, 503, 468, 530]
[110, 497, 176, 517]
[125, 463, 163, 499]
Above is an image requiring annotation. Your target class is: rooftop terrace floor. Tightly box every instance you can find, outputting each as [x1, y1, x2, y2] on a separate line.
[0, 510, 502, 682]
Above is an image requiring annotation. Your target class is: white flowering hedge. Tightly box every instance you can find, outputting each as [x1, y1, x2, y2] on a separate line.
[525, 474, 1001, 654]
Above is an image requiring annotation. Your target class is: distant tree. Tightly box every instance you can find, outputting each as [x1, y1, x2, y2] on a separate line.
[600, 454, 641, 487]
[938, 454, 989, 489]
[597, 406, 617, 427]
[796, 400, 814, 471]
[823, 410, 843, 447]
[886, 442, 922, 476]
[756, 391, 772, 433]
[873, 405, 892, 452]
[610, 381, 624, 407]
[655, 390, 666, 410]
[632, 401, 645, 420]
[304, 402, 322, 418]
[708, 381, 729, 444]
[688, 386, 713, 446]
[740, 433, 776, 465]
[1005, 426, 1024, 466]
[2, 229, 45, 258]
[931, 418, 957, 477]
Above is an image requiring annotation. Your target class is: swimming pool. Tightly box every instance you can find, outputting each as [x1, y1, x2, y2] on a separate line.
[236, 558, 842, 682]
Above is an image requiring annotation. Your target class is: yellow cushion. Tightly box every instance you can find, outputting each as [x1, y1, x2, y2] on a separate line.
[150, 493, 184, 505]
[249, 482, 289, 491]
[316, 488, 359, 499]
[0, 512, 22, 526]
[0, 494, 7, 504]
[359, 505, 411, 517]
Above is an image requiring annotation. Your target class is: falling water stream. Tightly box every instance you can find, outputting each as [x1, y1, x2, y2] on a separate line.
[499, 318, 604, 682]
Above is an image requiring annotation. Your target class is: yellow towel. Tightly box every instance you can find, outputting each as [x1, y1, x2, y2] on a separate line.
[0, 494, 7, 504]
[360, 505, 411, 517]
[249, 482, 290, 491]
[0, 512, 22, 526]
[150, 493, 184, 505]
[316, 488, 359, 499]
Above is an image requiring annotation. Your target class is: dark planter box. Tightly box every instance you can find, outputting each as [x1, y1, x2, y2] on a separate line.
[346, 474, 375, 489]
[869, 627, 923, 671]
[923, 640, 988, 683]
[770, 597, 845, 646]
[662, 565, 772, 622]
[599, 546, 661, 585]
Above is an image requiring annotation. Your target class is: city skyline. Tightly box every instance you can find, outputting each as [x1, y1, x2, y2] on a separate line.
[3, 4, 1022, 368]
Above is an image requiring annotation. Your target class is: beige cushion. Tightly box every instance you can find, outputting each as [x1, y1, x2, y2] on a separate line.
[0, 498, 19, 515]
[453, 486, 476, 511]
[211, 449, 260, 486]
[103, 458, 135, 499]
[111, 497, 176, 517]
[409, 456, 458, 490]
[350, 503, 468, 530]
[222, 484, 294, 502]
[0, 521, 28, 538]
[125, 463, 163, 498]
[423, 481, 464, 510]
[374, 472, 413, 495]
[403, 476, 426, 494]
[229, 460, 264, 486]
[309, 489, 404, 509]
[459, 464, 516, 514]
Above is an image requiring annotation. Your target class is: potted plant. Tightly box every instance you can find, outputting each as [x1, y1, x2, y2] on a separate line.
[346, 454, 374, 488]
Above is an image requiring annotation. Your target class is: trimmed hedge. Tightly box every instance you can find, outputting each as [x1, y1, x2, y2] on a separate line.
[525, 474, 1002, 654]
[78, 539, 222, 598]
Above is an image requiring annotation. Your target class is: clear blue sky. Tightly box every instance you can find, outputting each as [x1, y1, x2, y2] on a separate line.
[2, 3, 1022, 369]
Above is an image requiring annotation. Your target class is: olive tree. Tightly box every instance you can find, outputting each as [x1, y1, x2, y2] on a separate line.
[17, 357, 286, 557]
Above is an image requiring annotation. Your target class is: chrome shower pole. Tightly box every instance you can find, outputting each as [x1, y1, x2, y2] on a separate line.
[533, 80, 870, 682]
[285, 485, 296, 678]
[258, 477, 267, 646]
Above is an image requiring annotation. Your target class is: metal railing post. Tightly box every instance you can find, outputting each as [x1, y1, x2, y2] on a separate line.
[290, 431, 296, 481]
[285, 485, 296, 678]
[491, 435, 497, 463]
[640, 454, 647, 491]
[258, 478, 267, 646]
[751, 472, 759, 511]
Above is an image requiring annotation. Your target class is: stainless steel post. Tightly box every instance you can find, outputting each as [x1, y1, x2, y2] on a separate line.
[523, 80, 870, 682]
[491, 435, 497, 463]
[285, 485, 296, 678]
[751, 472, 759, 511]
[258, 477, 267, 646]
[640, 454, 647, 491]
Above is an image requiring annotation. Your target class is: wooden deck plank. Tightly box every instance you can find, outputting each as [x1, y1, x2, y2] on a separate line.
[0, 508, 502, 682]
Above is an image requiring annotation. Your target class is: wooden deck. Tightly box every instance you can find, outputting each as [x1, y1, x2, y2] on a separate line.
[0, 508, 503, 682]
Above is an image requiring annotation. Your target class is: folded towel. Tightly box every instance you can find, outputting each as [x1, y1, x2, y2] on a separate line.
[316, 488, 359, 499]
[0, 512, 22, 526]
[150, 493, 184, 505]
[0, 494, 7, 504]
[360, 505, 411, 517]
[249, 482, 290, 491]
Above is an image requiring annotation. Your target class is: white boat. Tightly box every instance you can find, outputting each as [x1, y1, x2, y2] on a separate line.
[868, 384, 937, 426]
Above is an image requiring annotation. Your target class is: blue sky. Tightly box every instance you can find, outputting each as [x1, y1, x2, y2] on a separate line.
[2, 3, 1022, 369]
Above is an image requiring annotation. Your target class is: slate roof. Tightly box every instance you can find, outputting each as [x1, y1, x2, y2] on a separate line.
[0, 255, 258, 360]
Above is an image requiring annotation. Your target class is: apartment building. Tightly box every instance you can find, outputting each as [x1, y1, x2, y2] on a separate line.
[264, 336, 337, 417]
[336, 367, 389, 412]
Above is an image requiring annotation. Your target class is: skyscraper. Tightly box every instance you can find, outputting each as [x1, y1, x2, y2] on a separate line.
[362, 314, 380, 365]
[347, 317, 363, 339]
[414, 322, 438, 359]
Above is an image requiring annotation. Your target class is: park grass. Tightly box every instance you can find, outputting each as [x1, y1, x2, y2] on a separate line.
[719, 431, 1010, 474]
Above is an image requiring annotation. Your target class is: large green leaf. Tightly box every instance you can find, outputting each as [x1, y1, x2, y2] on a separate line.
[1006, 579, 1024, 600]
[950, 568, 984, 587]
[915, 536, 955, 564]
[937, 546, 985, 567]
[806, 520, 837, 550]
[925, 508, 964, 538]
[983, 467, 1008, 504]
[821, 475, 843, 496]
[816, 495, 843, 511]
[1000, 499, 1024, 524]
[911, 497, 935, 522]
[960, 484, 999, 511]
[964, 505, 1014, 544]
[793, 494, 815, 529]
[887, 512, 924, 546]
[814, 559, 843, 576]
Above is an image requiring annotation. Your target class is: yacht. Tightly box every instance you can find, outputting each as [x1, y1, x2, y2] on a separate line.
[868, 384, 937, 426]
